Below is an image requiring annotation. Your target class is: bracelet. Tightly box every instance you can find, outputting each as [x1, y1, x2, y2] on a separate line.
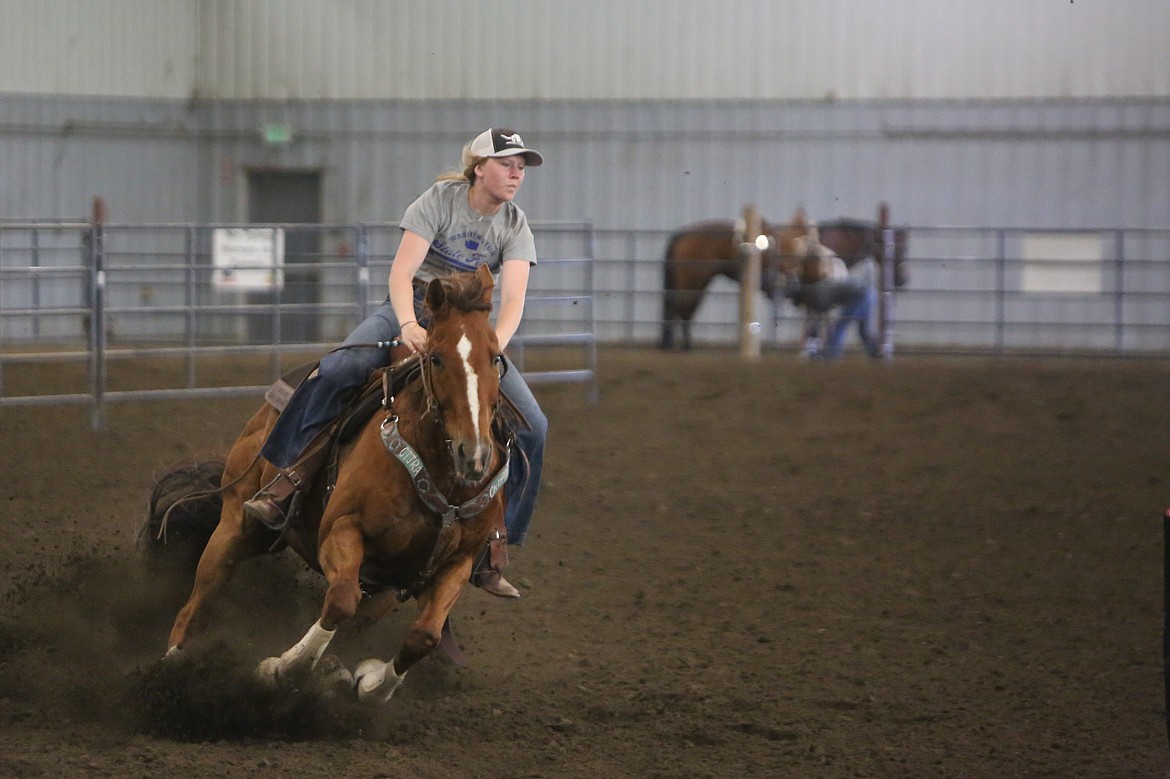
[400, 320, 417, 329]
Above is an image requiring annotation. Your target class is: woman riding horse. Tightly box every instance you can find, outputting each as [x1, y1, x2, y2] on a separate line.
[244, 129, 548, 598]
[163, 266, 519, 702]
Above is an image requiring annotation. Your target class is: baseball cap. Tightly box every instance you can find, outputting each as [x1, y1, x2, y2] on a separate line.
[469, 128, 543, 166]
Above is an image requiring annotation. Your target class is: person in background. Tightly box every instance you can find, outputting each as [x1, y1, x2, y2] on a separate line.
[822, 254, 881, 360]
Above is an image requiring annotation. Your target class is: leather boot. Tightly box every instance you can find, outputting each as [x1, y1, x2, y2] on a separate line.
[243, 425, 336, 529]
[471, 529, 520, 598]
[475, 570, 520, 598]
[242, 471, 300, 530]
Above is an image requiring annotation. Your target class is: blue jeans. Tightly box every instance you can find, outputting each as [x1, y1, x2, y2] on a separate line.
[260, 298, 547, 546]
[824, 285, 880, 359]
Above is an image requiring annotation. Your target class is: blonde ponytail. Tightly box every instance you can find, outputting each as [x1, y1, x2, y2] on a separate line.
[437, 144, 486, 185]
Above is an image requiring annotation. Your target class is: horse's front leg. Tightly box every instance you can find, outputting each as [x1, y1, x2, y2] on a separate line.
[256, 514, 365, 685]
[353, 556, 473, 704]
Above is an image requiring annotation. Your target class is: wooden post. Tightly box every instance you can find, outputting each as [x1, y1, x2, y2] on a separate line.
[739, 204, 762, 360]
[878, 202, 895, 361]
[89, 196, 108, 429]
[1164, 508, 1170, 749]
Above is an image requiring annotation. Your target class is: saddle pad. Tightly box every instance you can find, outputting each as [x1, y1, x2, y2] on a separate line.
[264, 361, 318, 413]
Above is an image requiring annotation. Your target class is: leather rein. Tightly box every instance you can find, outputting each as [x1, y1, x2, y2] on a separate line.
[379, 351, 511, 601]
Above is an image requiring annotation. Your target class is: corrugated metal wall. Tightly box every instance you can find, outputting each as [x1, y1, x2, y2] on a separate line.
[2, 0, 1166, 101]
[2, 94, 1167, 231]
[0, 95, 201, 220]
[0, 0, 196, 98]
[1, 2, 1166, 229]
[195, 0, 1169, 101]
[2, 1, 1168, 357]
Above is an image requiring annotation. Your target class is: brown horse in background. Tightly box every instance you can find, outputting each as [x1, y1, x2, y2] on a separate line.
[159, 266, 511, 704]
[660, 211, 822, 350]
[660, 211, 908, 350]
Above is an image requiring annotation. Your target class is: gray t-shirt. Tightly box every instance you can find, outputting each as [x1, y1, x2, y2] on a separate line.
[399, 179, 537, 283]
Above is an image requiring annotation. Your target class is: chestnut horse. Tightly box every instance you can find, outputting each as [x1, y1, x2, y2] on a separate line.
[659, 211, 908, 350]
[161, 266, 511, 703]
[816, 218, 909, 287]
[660, 210, 824, 350]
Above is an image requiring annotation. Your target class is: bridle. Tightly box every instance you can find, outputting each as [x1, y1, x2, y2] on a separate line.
[379, 341, 511, 601]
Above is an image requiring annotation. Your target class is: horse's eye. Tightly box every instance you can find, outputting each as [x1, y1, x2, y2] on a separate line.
[428, 354, 443, 368]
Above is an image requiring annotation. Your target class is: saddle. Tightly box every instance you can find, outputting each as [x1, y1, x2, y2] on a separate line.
[266, 349, 527, 456]
[264, 342, 415, 418]
[264, 351, 422, 507]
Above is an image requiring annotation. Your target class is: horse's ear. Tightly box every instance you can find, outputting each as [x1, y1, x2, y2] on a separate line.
[425, 277, 448, 317]
[475, 264, 495, 305]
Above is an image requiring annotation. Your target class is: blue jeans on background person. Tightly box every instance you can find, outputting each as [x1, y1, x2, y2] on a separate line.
[259, 298, 547, 546]
[824, 285, 880, 359]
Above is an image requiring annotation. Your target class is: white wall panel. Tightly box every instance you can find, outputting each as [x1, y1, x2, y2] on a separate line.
[0, 0, 197, 98]
[2, 0, 1166, 101]
[194, 0, 1169, 101]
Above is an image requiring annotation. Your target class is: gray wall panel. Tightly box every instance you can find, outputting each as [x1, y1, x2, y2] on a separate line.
[1, 93, 1167, 234]
[5, 1, 1166, 101]
[0, 95, 200, 219]
[0, 0, 197, 98]
[190, 0, 1169, 101]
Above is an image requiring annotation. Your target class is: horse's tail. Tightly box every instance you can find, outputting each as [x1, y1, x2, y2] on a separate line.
[139, 459, 225, 577]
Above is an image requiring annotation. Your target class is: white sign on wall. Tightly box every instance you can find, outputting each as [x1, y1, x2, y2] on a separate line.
[1021, 233, 1102, 294]
[212, 227, 285, 290]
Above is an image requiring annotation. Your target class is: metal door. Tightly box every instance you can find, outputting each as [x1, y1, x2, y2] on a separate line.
[246, 170, 322, 343]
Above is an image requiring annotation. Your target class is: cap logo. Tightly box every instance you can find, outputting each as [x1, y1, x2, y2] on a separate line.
[498, 132, 523, 149]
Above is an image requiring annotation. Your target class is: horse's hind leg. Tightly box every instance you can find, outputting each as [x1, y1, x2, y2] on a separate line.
[166, 507, 257, 654]
[166, 411, 272, 655]
[659, 318, 675, 350]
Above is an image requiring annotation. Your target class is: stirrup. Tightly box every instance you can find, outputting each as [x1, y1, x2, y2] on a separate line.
[470, 529, 517, 597]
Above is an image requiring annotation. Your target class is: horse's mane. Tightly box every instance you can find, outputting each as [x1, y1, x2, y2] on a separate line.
[436, 272, 492, 315]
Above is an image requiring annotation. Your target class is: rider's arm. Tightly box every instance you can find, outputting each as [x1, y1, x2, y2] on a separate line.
[389, 230, 431, 350]
[495, 258, 531, 352]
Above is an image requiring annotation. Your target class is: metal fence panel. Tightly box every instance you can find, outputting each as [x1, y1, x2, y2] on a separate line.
[0, 221, 599, 424]
[4, 219, 1170, 422]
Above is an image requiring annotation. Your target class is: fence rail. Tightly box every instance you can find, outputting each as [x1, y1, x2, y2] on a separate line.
[0, 220, 598, 426]
[583, 225, 1170, 356]
[4, 219, 1170, 424]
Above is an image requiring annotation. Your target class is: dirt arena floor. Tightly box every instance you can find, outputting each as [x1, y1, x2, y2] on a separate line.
[2, 347, 1169, 777]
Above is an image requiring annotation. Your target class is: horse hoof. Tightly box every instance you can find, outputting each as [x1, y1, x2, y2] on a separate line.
[353, 658, 386, 695]
[163, 645, 182, 660]
[256, 656, 283, 687]
[317, 654, 354, 696]
[354, 658, 406, 704]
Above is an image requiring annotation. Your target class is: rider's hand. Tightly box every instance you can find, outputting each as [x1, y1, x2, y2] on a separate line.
[401, 320, 427, 353]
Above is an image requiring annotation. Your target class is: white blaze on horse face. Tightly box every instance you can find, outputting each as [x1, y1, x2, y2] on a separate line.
[457, 333, 482, 442]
